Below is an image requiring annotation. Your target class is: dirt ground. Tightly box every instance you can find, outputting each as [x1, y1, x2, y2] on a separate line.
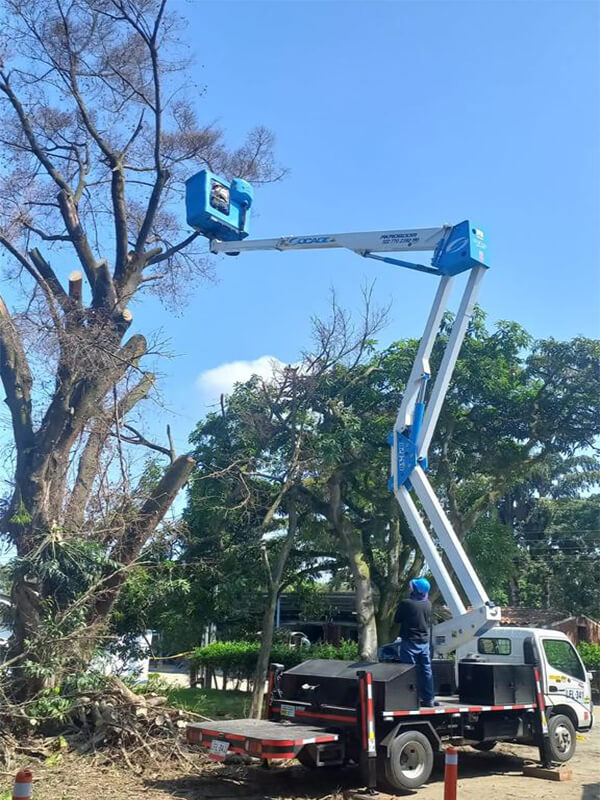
[2, 714, 598, 800]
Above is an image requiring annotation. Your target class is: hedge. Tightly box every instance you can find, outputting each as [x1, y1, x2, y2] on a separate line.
[189, 640, 359, 689]
[578, 641, 600, 671]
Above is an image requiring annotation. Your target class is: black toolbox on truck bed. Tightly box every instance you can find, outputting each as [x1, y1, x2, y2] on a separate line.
[458, 661, 536, 705]
[280, 659, 419, 711]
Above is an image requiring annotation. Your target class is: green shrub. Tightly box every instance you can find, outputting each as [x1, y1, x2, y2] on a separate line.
[578, 641, 600, 671]
[190, 639, 359, 679]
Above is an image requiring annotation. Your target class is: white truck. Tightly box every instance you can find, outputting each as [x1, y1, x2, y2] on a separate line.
[456, 626, 593, 748]
[184, 171, 593, 792]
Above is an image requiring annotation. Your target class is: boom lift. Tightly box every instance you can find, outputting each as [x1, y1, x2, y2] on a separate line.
[187, 168, 498, 656]
[184, 170, 593, 792]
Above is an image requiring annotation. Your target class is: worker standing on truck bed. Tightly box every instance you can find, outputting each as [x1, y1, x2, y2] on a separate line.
[395, 578, 436, 707]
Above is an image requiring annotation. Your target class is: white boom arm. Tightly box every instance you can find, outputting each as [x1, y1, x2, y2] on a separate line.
[207, 223, 499, 655]
[210, 226, 447, 256]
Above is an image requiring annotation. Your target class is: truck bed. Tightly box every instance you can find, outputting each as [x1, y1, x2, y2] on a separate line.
[187, 718, 339, 760]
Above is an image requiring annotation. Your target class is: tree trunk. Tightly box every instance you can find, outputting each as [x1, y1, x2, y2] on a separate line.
[508, 576, 520, 605]
[249, 497, 298, 719]
[376, 598, 395, 646]
[249, 583, 279, 719]
[327, 477, 378, 661]
[352, 556, 378, 661]
[375, 516, 402, 645]
[6, 454, 194, 699]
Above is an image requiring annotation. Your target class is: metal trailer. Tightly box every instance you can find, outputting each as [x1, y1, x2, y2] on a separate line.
[187, 660, 559, 793]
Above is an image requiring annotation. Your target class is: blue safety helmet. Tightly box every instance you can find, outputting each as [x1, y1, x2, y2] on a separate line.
[410, 577, 431, 598]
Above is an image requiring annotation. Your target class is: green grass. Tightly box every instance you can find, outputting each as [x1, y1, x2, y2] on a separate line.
[167, 686, 251, 719]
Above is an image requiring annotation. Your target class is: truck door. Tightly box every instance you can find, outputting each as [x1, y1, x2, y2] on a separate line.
[541, 638, 592, 723]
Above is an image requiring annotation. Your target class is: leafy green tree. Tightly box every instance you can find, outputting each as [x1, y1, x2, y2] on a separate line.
[186, 294, 390, 682]
[516, 495, 600, 618]
[182, 312, 599, 666]
[463, 516, 519, 605]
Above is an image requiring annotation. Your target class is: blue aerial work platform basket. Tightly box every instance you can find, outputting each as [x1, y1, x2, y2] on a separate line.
[185, 170, 253, 242]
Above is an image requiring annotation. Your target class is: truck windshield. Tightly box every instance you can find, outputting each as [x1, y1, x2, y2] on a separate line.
[542, 639, 585, 681]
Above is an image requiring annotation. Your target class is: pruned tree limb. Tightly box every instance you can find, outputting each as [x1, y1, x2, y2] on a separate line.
[56, 190, 98, 289]
[119, 422, 173, 461]
[92, 453, 195, 619]
[145, 231, 201, 266]
[0, 294, 34, 451]
[67, 373, 156, 527]
[69, 272, 83, 305]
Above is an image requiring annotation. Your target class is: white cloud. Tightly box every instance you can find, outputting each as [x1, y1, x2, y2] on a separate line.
[195, 355, 285, 404]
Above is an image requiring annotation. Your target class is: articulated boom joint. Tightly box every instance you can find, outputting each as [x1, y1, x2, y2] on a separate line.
[387, 368, 431, 491]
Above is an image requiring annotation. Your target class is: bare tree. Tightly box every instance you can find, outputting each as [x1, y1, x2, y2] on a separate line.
[0, 0, 280, 687]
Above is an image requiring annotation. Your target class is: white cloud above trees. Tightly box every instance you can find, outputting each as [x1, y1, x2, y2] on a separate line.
[195, 355, 285, 404]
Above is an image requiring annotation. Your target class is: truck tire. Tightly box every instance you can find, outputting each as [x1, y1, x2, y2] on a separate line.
[381, 730, 434, 791]
[548, 714, 576, 762]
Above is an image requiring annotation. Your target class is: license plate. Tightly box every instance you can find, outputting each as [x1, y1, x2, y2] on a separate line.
[209, 739, 230, 757]
[280, 703, 296, 718]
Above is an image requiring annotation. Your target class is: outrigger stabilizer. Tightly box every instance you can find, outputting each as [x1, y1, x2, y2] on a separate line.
[186, 169, 501, 655]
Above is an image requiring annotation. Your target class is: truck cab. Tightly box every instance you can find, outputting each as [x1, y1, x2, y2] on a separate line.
[456, 627, 593, 732]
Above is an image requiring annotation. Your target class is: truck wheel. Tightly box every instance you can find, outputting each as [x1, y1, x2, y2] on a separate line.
[548, 714, 576, 762]
[381, 730, 434, 791]
[472, 740, 497, 752]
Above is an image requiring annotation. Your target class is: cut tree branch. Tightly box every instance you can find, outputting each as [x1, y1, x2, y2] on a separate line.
[0, 294, 34, 452]
[56, 190, 98, 289]
[92, 453, 195, 619]
[67, 373, 156, 527]
[120, 422, 173, 461]
[145, 231, 201, 266]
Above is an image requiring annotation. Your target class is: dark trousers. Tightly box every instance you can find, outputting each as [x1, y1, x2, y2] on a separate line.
[399, 640, 435, 706]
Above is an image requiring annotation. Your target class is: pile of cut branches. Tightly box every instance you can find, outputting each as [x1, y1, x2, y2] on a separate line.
[0, 676, 200, 775]
[68, 677, 193, 770]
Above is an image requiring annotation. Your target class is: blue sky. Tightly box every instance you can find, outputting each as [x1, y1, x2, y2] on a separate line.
[134, 0, 599, 455]
[1, 0, 597, 479]
[0, 0, 597, 562]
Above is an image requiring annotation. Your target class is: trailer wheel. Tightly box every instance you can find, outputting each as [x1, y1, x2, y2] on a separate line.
[472, 740, 497, 752]
[381, 730, 434, 791]
[548, 714, 576, 762]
